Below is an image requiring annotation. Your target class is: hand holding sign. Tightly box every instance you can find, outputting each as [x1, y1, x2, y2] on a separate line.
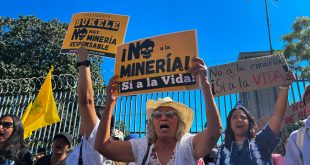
[190, 57, 210, 87]
[76, 47, 89, 61]
[106, 75, 119, 103]
[278, 70, 296, 89]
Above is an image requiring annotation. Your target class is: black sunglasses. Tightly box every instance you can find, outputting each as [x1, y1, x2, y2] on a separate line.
[152, 110, 176, 119]
[0, 121, 13, 129]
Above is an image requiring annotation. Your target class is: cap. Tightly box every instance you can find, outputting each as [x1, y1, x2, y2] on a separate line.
[54, 132, 73, 148]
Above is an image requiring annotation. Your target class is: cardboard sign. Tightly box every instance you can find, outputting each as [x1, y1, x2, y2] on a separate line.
[256, 101, 306, 131]
[114, 30, 199, 96]
[60, 12, 129, 57]
[283, 100, 307, 126]
[208, 54, 289, 96]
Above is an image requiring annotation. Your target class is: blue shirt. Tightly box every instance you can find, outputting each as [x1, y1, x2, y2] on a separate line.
[216, 125, 280, 165]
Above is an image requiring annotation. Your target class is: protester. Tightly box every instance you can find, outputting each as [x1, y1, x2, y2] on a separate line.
[285, 85, 310, 165]
[271, 136, 288, 165]
[66, 47, 112, 165]
[35, 132, 72, 165]
[34, 147, 46, 163]
[95, 57, 222, 164]
[0, 114, 33, 165]
[216, 71, 295, 165]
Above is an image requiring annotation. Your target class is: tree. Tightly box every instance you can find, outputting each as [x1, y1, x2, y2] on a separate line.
[0, 16, 104, 86]
[114, 120, 130, 137]
[281, 16, 310, 77]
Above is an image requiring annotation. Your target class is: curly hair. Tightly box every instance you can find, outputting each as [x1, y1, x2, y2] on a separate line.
[146, 112, 187, 144]
[224, 106, 257, 147]
[0, 114, 28, 162]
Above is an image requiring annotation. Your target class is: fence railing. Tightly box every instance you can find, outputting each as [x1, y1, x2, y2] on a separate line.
[0, 74, 309, 154]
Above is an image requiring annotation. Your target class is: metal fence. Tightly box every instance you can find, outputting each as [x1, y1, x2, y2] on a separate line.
[0, 74, 309, 154]
[0, 74, 106, 154]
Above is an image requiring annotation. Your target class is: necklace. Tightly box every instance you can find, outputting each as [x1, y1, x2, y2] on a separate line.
[235, 140, 244, 150]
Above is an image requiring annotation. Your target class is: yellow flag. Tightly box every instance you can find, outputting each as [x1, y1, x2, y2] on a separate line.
[21, 101, 32, 124]
[22, 66, 60, 139]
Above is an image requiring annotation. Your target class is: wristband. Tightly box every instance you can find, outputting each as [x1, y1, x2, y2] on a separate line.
[77, 60, 90, 67]
[279, 86, 290, 90]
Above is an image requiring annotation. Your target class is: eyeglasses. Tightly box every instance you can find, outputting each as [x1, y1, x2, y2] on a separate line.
[0, 121, 13, 129]
[152, 110, 176, 119]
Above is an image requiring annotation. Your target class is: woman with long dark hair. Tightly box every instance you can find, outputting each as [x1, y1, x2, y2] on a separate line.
[216, 71, 295, 165]
[0, 114, 32, 165]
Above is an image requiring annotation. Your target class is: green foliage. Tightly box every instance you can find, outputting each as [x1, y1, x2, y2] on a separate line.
[281, 16, 310, 77]
[115, 120, 130, 137]
[0, 16, 104, 86]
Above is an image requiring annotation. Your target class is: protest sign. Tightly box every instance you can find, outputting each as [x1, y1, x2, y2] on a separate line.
[208, 54, 289, 96]
[60, 12, 129, 57]
[114, 30, 199, 96]
[256, 100, 306, 131]
[283, 100, 306, 126]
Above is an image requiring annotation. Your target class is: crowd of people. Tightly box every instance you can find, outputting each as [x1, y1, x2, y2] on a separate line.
[0, 47, 309, 165]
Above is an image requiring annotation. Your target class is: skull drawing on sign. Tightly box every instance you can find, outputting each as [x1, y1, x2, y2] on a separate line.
[141, 39, 155, 59]
[78, 28, 88, 40]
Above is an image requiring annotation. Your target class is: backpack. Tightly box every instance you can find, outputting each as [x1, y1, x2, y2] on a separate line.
[296, 126, 307, 165]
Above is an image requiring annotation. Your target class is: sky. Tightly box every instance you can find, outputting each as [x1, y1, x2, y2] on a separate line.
[1, 0, 309, 83]
[1, 0, 309, 135]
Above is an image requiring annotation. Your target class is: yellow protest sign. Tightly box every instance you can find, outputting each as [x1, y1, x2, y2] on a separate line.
[115, 30, 199, 96]
[61, 12, 129, 57]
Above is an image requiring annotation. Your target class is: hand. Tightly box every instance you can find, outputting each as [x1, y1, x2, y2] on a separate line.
[106, 75, 119, 103]
[189, 57, 209, 85]
[279, 70, 296, 87]
[75, 47, 89, 61]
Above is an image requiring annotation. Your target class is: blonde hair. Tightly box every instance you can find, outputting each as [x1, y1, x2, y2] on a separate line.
[146, 112, 187, 144]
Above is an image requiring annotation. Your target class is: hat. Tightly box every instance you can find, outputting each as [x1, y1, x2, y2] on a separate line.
[54, 132, 73, 148]
[303, 85, 310, 101]
[146, 97, 194, 133]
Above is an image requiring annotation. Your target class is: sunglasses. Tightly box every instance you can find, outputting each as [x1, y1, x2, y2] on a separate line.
[0, 121, 13, 129]
[152, 110, 176, 119]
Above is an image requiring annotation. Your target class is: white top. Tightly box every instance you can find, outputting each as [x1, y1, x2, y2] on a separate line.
[66, 120, 107, 165]
[130, 133, 197, 165]
[285, 116, 310, 165]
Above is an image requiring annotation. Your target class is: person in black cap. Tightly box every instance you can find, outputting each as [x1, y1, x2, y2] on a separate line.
[35, 132, 73, 165]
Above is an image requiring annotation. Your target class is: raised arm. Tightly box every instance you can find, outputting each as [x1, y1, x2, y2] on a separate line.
[190, 57, 222, 159]
[94, 75, 135, 162]
[268, 71, 295, 135]
[77, 47, 98, 138]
